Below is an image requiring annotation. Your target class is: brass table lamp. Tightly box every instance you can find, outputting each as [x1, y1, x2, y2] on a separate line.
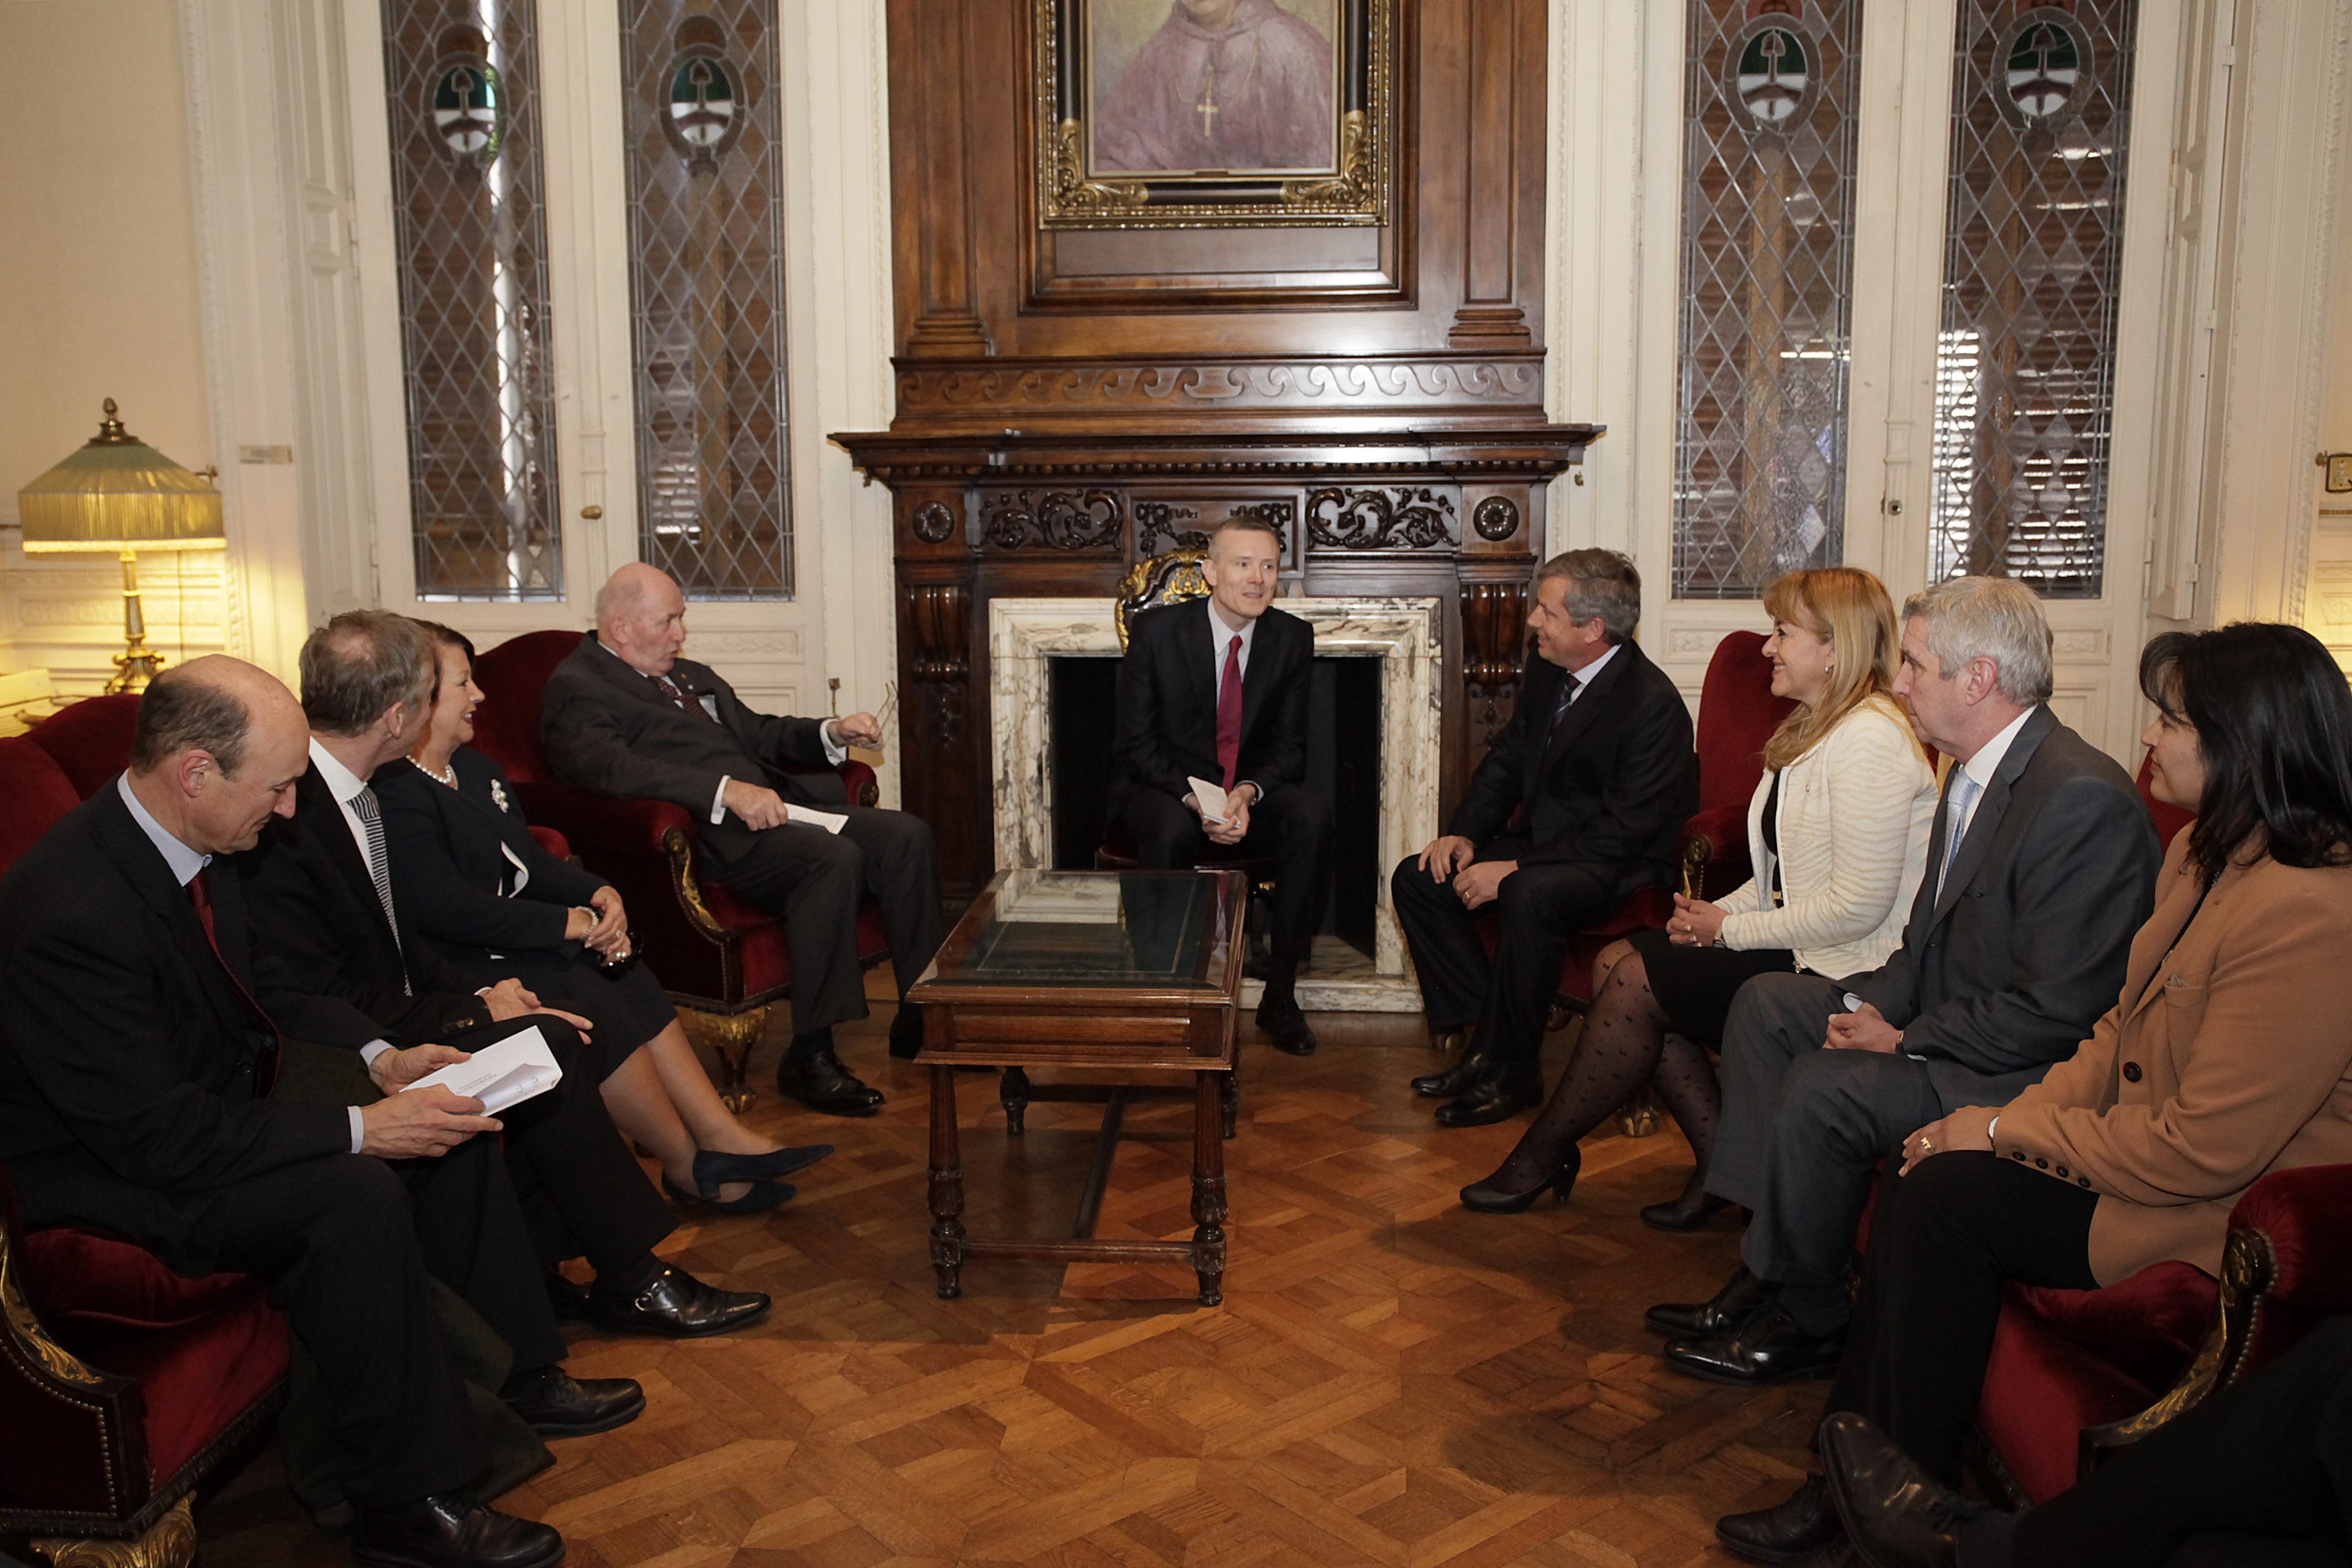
[17, 399, 225, 694]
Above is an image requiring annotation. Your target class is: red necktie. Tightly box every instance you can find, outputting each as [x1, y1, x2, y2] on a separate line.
[653, 673, 715, 722]
[1216, 634, 1244, 792]
[190, 868, 281, 1098]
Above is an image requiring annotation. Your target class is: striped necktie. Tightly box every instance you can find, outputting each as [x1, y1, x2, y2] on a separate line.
[1938, 768, 1982, 898]
[348, 783, 410, 995]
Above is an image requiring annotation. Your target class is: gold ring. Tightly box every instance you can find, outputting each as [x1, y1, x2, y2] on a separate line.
[1918, 1138, 1933, 1152]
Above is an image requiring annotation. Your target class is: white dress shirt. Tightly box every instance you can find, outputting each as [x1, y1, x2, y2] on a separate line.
[1565, 640, 1620, 699]
[119, 771, 371, 1155]
[1944, 705, 2035, 861]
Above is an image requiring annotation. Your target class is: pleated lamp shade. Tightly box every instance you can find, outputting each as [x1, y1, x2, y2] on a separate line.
[17, 399, 225, 554]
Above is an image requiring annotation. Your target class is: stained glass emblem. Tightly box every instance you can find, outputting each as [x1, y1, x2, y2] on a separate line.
[661, 50, 741, 161]
[1728, 18, 1816, 130]
[430, 55, 504, 165]
[2001, 8, 2093, 126]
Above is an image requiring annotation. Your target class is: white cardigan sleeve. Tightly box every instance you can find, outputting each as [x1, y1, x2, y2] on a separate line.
[1718, 707, 1930, 955]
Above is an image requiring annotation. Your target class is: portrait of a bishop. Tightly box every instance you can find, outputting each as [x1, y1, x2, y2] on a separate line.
[1092, 0, 1337, 176]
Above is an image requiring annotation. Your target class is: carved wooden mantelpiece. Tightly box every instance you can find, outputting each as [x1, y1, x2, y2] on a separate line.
[833, 425, 1601, 904]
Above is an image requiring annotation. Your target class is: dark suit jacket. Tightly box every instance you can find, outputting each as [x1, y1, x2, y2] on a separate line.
[538, 632, 841, 869]
[238, 764, 493, 1052]
[1113, 597, 1313, 805]
[1843, 704, 2162, 1111]
[1448, 639, 1699, 891]
[0, 785, 350, 1272]
[375, 748, 606, 966]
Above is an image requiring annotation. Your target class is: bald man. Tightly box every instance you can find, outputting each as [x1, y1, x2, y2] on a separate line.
[540, 565, 945, 1116]
[0, 658, 597, 1567]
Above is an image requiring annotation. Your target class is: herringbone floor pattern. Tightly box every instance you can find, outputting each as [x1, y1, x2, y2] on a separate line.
[199, 1009, 1826, 1566]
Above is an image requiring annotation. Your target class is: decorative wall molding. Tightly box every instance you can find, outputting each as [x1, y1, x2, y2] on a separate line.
[1305, 487, 1458, 551]
[978, 489, 1124, 552]
[893, 355, 1548, 419]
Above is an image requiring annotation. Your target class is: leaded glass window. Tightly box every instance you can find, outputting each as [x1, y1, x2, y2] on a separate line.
[380, 4, 563, 600]
[1929, 2, 2138, 595]
[1672, 0, 1861, 598]
[621, 3, 794, 601]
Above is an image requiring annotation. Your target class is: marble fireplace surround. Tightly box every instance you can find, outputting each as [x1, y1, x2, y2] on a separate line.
[987, 597, 1443, 1011]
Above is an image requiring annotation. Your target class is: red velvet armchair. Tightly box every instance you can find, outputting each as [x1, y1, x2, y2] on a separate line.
[470, 630, 891, 1106]
[0, 702, 291, 1568]
[1972, 1163, 2352, 1506]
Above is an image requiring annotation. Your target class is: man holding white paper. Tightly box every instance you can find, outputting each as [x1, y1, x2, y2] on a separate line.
[541, 564, 946, 1116]
[242, 613, 772, 1351]
[1110, 515, 1331, 1055]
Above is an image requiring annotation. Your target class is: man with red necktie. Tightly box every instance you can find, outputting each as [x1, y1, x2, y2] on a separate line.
[1111, 515, 1331, 1054]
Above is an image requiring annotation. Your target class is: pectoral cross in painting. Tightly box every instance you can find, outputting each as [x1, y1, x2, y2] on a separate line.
[1194, 61, 1220, 141]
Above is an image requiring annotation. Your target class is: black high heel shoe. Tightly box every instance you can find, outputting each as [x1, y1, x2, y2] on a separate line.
[1458, 1143, 1581, 1213]
[694, 1145, 833, 1186]
[661, 1174, 797, 1215]
[1639, 1189, 1731, 1232]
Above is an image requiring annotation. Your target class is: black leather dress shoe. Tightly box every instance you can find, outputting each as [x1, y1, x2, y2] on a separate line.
[1645, 1263, 1774, 1339]
[1640, 1191, 1734, 1232]
[776, 1044, 885, 1117]
[1716, 1473, 1844, 1565]
[1256, 990, 1317, 1056]
[888, 1001, 926, 1060]
[1435, 1065, 1542, 1128]
[695, 1144, 832, 1185]
[590, 1263, 770, 1339]
[351, 1494, 564, 1568]
[500, 1366, 646, 1437]
[1411, 1049, 1490, 1098]
[1666, 1298, 1846, 1386]
[1819, 1412, 1985, 1568]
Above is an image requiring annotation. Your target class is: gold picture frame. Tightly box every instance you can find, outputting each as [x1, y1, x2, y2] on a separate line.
[1034, 0, 1394, 229]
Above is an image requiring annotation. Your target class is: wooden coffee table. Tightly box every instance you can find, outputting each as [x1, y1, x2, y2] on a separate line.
[908, 868, 1245, 1306]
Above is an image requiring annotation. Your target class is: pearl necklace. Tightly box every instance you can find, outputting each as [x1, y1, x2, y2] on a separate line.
[412, 756, 458, 789]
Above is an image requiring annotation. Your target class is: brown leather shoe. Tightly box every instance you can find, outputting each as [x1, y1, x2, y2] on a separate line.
[1716, 1473, 1844, 1565]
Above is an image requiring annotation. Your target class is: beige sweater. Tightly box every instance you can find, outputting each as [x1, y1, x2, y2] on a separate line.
[1716, 697, 1938, 981]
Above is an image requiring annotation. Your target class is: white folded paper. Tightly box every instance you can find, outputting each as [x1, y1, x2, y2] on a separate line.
[408, 1024, 563, 1115]
[997, 875, 1122, 924]
[1186, 775, 1232, 824]
[785, 801, 849, 834]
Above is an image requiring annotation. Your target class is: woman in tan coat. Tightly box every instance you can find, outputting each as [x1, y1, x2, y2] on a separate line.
[1716, 620, 2352, 1562]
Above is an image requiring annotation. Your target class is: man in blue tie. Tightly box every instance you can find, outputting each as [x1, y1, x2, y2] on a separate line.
[1393, 549, 1698, 1127]
[1650, 579, 2162, 1551]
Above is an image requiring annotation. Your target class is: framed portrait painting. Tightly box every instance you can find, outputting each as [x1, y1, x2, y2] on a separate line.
[1034, 0, 1395, 228]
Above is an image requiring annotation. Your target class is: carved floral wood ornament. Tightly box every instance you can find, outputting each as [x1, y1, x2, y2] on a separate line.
[1034, 0, 1396, 228]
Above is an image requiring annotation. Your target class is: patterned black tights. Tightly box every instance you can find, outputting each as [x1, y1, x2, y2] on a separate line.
[1483, 948, 1722, 1202]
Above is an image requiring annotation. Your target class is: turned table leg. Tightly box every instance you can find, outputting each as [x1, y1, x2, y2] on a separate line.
[1190, 1071, 1228, 1306]
[1221, 1057, 1239, 1140]
[928, 1064, 966, 1298]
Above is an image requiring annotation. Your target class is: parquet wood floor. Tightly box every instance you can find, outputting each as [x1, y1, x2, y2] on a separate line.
[198, 1004, 1827, 1567]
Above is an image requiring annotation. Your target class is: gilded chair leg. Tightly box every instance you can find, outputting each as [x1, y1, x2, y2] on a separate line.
[1614, 1085, 1661, 1139]
[1431, 1028, 1466, 1054]
[35, 1495, 197, 1568]
[680, 1005, 769, 1113]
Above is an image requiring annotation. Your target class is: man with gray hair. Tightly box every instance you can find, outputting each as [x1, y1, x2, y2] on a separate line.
[1394, 549, 1698, 1127]
[1653, 577, 2161, 1564]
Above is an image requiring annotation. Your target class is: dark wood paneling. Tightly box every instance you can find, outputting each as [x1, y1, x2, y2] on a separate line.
[841, 2, 1588, 903]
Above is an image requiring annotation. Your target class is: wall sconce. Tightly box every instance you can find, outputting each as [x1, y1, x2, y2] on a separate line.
[2322, 453, 2352, 495]
[16, 399, 225, 694]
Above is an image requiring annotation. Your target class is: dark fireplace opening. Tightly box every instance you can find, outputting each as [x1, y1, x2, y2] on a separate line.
[1048, 654, 1381, 960]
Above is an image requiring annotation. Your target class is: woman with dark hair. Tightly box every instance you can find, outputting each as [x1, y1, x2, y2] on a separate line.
[1717, 621, 2352, 1566]
[1458, 567, 1936, 1223]
[375, 623, 828, 1215]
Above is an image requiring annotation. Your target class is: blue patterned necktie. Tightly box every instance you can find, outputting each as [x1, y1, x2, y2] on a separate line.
[1938, 769, 1982, 896]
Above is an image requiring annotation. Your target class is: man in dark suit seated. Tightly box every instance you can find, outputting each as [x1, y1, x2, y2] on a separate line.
[540, 564, 945, 1116]
[0, 657, 625, 1568]
[1665, 578, 2163, 1567]
[239, 611, 770, 1347]
[1395, 549, 1699, 1128]
[1111, 515, 1331, 1055]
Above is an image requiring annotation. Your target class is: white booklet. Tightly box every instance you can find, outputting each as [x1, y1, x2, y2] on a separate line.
[785, 801, 848, 834]
[407, 1024, 563, 1115]
[1186, 775, 1233, 824]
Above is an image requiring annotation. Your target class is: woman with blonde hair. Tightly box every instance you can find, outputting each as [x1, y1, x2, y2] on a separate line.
[1460, 567, 1938, 1224]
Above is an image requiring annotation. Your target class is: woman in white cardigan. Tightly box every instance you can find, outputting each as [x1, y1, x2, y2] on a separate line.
[1460, 568, 1936, 1226]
